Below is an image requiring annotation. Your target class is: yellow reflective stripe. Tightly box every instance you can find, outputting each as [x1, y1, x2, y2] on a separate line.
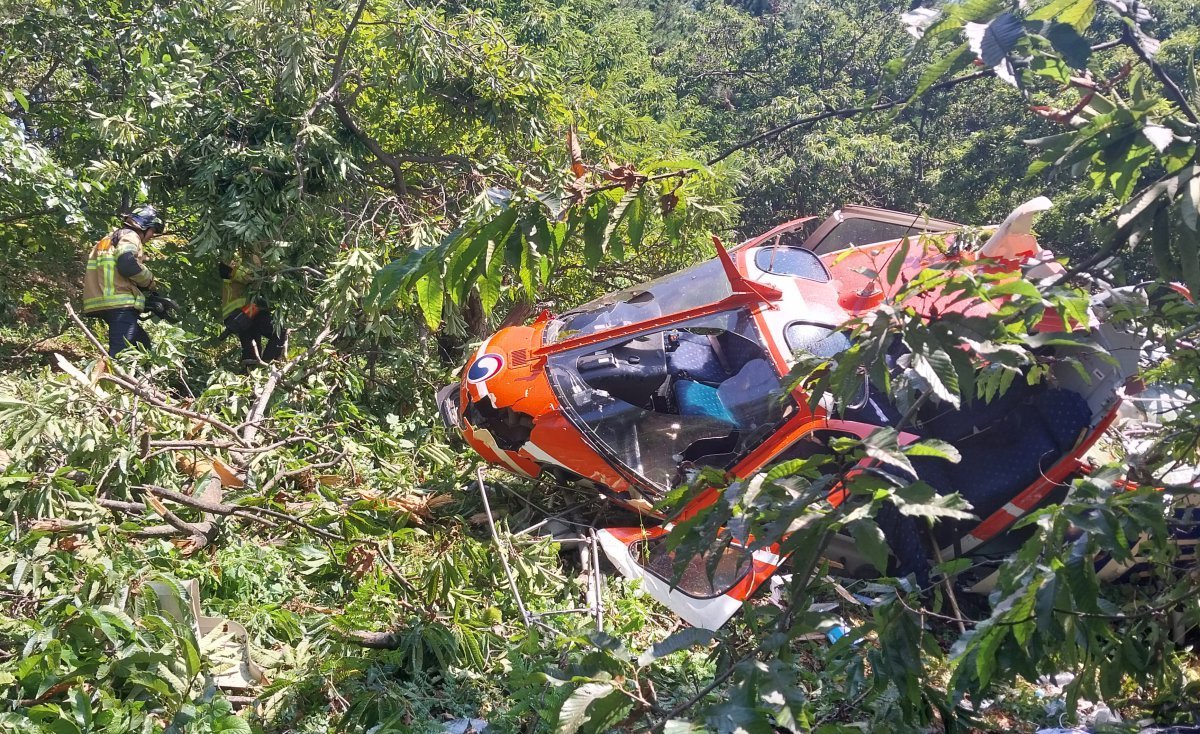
[102, 259, 115, 295]
[83, 294, 141, 311]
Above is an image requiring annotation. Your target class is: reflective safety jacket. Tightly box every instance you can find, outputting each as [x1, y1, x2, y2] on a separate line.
[82, 229, 155, 313]
[220, 258, 255, 319]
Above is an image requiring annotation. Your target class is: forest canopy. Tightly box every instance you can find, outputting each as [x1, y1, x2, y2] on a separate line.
[2, 0, 1200, 732]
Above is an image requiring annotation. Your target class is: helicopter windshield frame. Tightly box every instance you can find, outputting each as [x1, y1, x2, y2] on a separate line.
[545, 258, 733, 345]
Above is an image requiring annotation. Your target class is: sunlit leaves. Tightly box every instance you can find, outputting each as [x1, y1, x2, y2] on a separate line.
[581, 192, 612, 268]
[556, 681, 615, 734]
[370, 169, 716, 329]
[1027, 0, 1096, 32]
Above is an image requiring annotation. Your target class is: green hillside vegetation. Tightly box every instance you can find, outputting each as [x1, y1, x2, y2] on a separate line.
[2, 0, 1200, 731]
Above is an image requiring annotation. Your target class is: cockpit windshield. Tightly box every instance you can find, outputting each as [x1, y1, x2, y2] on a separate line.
[545, 308, 794, 492]
[547, 259, 733, 344]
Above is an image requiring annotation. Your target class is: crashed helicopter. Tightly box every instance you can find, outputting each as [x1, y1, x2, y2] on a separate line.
[437, 199, 1187, 630]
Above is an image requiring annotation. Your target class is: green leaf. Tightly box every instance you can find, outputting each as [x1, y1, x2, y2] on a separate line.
[1029, 0, 1095, 31]
[948, 0, 1009, 23]
[85, 607, 137, 645]
[604, 184, 642, 262]
[988, 279, 1043, 300]
[886, 237, 912, 286]
[556, 682, 614, 734]
[912, 344, 961, 408]
[446, 207, 517, 304]
[213, 715, 253, 734]
[1151, 205, 1181, 282]
[863, 427, 915, 475]
[519, 234, 536, 296]
[582, 194, 611, 268]
[638, 628, 714, 667]
[370, 245, 437, 307]
[913, 43, 973, 99]
[480, 206, 520, 274]
[1009, 587, 1038, 646]
[973, 12, 1024, 68]
[1182, 168, 1200, 232]
[1035, 575, 1059, 635]
[1181, 206, 1200, 296]
[1028, 53, 1072, 84]
[1044, 23, 1091, 68]
[1118, 165, 1197, 235]
[903, 438, 961, 463]
[849, 520, 889, 573]
[415, 271, 444, 330]
[446, 241, 486, 303]
[935, 556, 973, 577]
[580, 691, 633, 734]
[181, 630, 202, 679]
[626, 189, 648, 251]
[70, 687, 92, 731]
[478, 254, 503, 314]
[894, 482, 976, 521]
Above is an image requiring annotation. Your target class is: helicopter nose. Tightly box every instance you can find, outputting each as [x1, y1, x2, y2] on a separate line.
[435, 383, 461, 431]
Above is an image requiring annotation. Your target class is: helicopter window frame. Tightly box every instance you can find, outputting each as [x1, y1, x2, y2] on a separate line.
[632, 535, 755, 600]
[782, 320, 852, 359]
[801, 207, 961, 256]
[752, 244, 831, 282]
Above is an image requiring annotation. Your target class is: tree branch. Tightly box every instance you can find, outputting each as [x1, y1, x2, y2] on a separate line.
[1121, 23, 1198, 124]
[334, 629, 409, 649]
[64, 302, 247, 442]
[706, 70, 990, 166]
[0, 209, 55, 226]
[239, 316, 333, 447]
[333, 100, 406, 198]
[705, 38, 1124, 166]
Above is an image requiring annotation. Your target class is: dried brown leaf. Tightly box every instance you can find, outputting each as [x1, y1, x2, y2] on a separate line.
[567, 126, 585, 178]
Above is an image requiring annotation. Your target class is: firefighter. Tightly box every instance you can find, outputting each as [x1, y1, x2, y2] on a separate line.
[82, 206, 165, 356]
[219, 254, 287, 367]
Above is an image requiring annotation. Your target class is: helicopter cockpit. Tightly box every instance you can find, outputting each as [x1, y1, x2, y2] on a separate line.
[545, 303, 793, 492]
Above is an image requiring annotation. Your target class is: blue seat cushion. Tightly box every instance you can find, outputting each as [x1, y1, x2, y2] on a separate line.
[947, 427, 1059, 521]
[675, 380, 735, 424]
[882, 388, 1092, 575]
[668, 334, 728, 383]
[1034, 388, 1092, 452]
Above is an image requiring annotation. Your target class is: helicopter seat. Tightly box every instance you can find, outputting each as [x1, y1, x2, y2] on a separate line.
[717, 359, 780, 428]
[674, 359, 779, 429]
[934, 387, 1092, 523]
[667, 332, 729, 384]
[675, 380, 736, 424]
[880, 387, 1089, 582]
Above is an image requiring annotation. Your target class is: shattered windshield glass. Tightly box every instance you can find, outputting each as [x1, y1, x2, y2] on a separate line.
[548, 259, 732, 344]
[545, 309, 794, 492]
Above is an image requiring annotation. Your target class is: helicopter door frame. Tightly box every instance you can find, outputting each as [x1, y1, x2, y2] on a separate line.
[803, 206, 960, 256]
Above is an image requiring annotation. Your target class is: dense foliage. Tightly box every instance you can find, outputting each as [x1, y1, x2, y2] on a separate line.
[2, 0, 1199, 732]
